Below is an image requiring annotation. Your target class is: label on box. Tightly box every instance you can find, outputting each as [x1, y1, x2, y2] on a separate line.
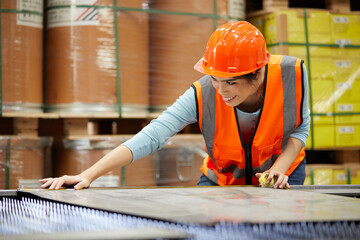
[335, 39, 351, 46]
[337, 82, 352, 90]
[47, 0, 99, 28]
[338, 126, 354, 134]
[333, 16, 349, 23]
[228, 0, 245, 20]
[338, 104, 353, 111]
[336, 61, 351, 68]
[90, 175, 119, 187]
[337, 174, 347, 181]
[17, 0, 43, 29]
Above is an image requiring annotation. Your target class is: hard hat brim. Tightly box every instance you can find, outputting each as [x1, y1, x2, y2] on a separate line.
[194, 52, 271, 78]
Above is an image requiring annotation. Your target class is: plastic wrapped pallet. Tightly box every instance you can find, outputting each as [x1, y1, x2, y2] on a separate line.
[53, 135, 156, 187]
[249, 10, 360, 149]
[45, 0, 149, 115]
[0, 136, 53, 189]
[54, 134, 206, 187]
[0, 0, 44, 112]
[148, 0, 246, 112]
[305, 164, 348, 185]
[152, 134, 206, 186]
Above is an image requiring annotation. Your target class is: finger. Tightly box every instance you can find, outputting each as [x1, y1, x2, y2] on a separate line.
[55, 178, 66, 190]
[49, 178, 60, 190]
[278, 176, 288, 189]
[274, 175, 284, 189]
[285, 182, 290, 189]
[267, 171, 275, 184]
[40, 179, 54, 189]
[74, 179, 89, 190]
[255, 173, 262, 178]
[39, 178, 51, 183]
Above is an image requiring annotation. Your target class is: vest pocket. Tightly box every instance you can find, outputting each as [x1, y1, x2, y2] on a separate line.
[255, 137, 282, 166]
[214, 144, 245, 168]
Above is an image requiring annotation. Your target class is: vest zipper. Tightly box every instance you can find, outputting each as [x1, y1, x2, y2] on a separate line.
[235, 65, 268, 185]
[244, 144, 252, 185]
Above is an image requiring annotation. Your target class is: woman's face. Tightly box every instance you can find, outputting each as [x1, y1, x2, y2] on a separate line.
[211, 70, 264, 108]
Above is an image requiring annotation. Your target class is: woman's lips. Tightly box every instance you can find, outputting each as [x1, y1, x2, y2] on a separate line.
[222, 96, 236, 103]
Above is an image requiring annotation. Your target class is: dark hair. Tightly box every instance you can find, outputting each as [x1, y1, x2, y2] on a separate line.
[236, 69, 260, 82]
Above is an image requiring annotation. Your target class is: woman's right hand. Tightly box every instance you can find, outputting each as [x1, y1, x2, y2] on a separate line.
[39, 174, 91, 190]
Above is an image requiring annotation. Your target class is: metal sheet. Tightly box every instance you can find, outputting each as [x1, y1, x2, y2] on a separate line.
[23, 186, 360, 225]
[290, 185, 360, 198]
[3, 228, 189, 240]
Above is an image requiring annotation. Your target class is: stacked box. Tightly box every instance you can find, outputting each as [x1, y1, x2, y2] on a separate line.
[306, 116, 335, 149]
[251, 10, 332, 45]
[305, 164, 348, 185]
[330, 13, 360, 45]
[332, 45, 360, 147]
[249, 10, 360, 149]
[335, 125, 360, 147]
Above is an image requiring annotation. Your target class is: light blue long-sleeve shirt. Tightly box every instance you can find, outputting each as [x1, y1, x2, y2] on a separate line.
[124, 65, 310, 162]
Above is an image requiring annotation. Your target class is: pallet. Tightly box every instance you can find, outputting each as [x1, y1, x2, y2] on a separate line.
[1, 111, 151, 119]
[246, 0, 360, 17]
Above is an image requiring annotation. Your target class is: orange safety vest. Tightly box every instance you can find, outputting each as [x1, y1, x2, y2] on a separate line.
[192, 55, 306, 186]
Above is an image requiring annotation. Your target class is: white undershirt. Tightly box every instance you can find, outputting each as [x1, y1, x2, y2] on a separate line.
[236, 108, 260, 144]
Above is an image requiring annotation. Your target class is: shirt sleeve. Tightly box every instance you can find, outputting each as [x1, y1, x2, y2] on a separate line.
[290, 63, 310, 147]
[123, 87, 198, 162]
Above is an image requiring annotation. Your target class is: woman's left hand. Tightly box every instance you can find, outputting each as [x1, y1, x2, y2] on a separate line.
[255, 170, 290, 189]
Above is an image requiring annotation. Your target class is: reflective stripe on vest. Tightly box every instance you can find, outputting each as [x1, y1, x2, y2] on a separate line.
[192, 55, 306, 186]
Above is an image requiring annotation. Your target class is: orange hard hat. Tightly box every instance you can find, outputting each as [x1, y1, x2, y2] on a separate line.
[194, 21, 271, 78]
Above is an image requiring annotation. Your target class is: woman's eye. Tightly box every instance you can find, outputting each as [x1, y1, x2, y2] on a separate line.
[227, 81, 235, 85]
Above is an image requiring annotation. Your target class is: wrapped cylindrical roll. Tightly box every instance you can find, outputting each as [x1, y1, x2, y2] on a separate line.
[0, 136, 53, 189]
[1, 0, 44, 112]
[45, 0, 149, 114]
[148, 0, 245, 112]
[152, 134, 206, 186]
[54, 135, 156, 187]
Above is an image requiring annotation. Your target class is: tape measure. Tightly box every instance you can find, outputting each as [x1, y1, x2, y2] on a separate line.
[258, 173, 274, 187]
[259, 173, 289, 189]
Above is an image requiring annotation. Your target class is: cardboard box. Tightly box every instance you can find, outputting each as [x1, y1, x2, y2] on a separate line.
[311, 79, 335, 114]
[306, 119, 335, 149]
[335, 124, 360, 147]
[262, 10, 331, 44]
[305, 164, 348, 185]
[334, 80, 360, 103]
[268, 46, 334, 80]
[335, 102, 360, 124]
[330, 14, 360, 45]
[342, 163, 360, 184]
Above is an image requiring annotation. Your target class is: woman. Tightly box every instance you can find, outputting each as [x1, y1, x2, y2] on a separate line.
[40, 21, 310, 190]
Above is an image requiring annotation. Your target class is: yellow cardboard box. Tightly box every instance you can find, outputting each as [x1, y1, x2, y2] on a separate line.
[343, 164, 360, 184]
[333, 59, 360, 82]
[330, 14, 360, 45]
[311, 79, 335, 114]
[335, 124, 360, 147]
[306, 164, 349, 185]
[334, 79, 360, 103]
[249, 10, 332, 45]
[268, 46, 334, 80]
[335, 102, 360, 124]
[306, 119, 335, 149]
